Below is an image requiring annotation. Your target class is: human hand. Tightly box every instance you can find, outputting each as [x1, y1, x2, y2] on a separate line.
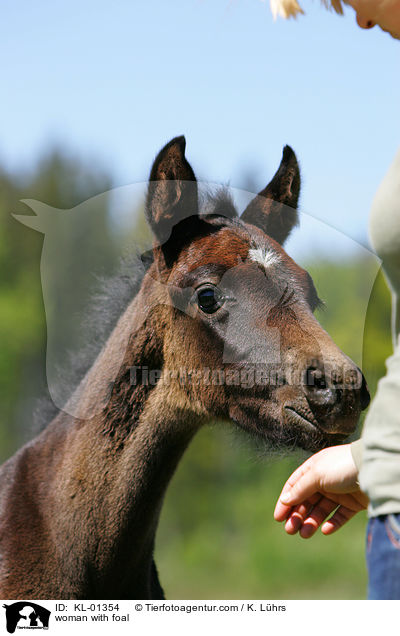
[274, 444, 369, 538]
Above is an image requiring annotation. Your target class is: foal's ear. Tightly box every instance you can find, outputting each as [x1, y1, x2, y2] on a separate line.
[241, 145, 300, 245]
[146, 136, 199, 244]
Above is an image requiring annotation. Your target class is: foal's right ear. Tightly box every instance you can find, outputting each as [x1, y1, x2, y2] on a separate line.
[146, 136, 199, 244]
[241, 145, 300, 245]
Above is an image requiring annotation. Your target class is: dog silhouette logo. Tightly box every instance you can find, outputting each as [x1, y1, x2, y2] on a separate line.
[3, 602, 50, 633]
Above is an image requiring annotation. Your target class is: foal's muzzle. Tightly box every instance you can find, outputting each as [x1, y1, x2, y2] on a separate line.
[303, 362, 370, 434]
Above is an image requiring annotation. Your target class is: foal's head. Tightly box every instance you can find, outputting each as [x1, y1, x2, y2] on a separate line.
[143, 136, 370, 451]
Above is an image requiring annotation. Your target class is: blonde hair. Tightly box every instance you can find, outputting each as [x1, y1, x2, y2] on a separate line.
[269, 0, 346, 20]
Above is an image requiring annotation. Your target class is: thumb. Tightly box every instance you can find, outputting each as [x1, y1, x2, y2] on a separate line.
[279, 463, 320, 505]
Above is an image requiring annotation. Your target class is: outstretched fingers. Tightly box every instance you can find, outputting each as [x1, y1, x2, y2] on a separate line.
[298, 497, 339, 538]
[274, 446, 368, 538]
[274, 459, 320, 522]
[282, 495, 321, 534]
[321, 507, 359, 535]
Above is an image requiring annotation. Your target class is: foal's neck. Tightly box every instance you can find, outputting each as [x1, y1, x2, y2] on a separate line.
[61, 280, 202, 597]
[91, 392, 199, 597]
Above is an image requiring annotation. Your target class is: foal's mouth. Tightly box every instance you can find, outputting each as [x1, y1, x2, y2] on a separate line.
[283, 405, 350, 443]
[284, 405, 319, 432]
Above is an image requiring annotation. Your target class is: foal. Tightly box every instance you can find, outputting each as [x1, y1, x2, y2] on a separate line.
[0, 136, 369, 599]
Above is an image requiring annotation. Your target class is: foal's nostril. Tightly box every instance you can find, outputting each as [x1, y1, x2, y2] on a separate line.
[304, 366, 338, 407]
[305, 366, 327, 390]
[305, 364, 370, 412]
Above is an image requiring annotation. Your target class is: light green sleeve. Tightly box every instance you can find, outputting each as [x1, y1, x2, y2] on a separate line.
[359, 341, 400, 515]
[358, 147, 400, 516]
[368, 148, 400, 346]
[350, 439, 363, 473]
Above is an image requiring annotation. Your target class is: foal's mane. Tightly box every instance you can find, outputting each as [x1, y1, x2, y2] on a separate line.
[32, 250, 152, 433]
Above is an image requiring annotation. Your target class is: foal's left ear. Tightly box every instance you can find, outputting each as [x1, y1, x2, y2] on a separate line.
[241, 145, 300, 245]
[146, 136, 199, 245]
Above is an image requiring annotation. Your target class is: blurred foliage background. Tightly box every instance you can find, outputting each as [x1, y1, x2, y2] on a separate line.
[0, 150, 392, 599]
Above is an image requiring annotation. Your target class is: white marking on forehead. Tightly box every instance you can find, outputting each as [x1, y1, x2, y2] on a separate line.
[248, 247, 281, 270]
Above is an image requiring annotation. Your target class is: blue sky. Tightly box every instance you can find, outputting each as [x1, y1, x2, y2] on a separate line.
[1, 0, 399, 257]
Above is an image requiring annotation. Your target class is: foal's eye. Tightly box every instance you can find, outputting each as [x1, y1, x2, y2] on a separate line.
[196, 286, 224, 314]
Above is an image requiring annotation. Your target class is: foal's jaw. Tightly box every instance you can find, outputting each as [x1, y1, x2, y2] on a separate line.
[226, 377, 363, 453]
